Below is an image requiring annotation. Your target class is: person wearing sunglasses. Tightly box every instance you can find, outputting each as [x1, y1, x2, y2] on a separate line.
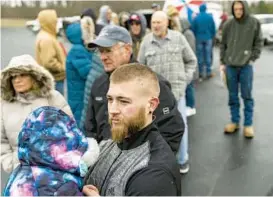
[128, 13, 149, 60]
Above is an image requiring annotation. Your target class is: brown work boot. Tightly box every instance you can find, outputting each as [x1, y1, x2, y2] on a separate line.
[243, 126, 254, 138]
[207, 73, 215, 79]
[224, 123, 240, 133]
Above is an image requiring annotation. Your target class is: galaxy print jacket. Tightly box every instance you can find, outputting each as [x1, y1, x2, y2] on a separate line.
[4, 106, 99, 196]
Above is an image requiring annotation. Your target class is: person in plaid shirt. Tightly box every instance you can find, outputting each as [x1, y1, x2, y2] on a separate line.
[138, 11, 197, 174]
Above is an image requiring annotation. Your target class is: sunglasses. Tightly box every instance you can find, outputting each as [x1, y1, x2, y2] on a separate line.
[130, 21, 141, 26]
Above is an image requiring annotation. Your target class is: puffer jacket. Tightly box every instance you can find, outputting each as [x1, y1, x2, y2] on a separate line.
[3, 106, 90, 196]
[1, 54, 72, 173]
[35, 9, 66, 81]
[80, 54, 104, 130]
[65, 22, 93, 125]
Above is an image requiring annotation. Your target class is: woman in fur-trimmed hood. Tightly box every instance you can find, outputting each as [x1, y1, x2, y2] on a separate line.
[1, 54, 72, 173]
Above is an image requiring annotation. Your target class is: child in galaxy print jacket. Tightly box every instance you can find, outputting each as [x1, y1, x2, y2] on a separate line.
[3, 106, 100, 196]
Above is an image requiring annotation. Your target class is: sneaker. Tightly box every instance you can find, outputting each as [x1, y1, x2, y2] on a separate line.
[243, 126, 254, 138]
[180, 162, 190, 174]
[224, 123, 240, 133]
[186, 107, 196, 117]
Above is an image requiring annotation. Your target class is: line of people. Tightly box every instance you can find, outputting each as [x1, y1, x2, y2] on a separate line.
[1, 0, 263, 196]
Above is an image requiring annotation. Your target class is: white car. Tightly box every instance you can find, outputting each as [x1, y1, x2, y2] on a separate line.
[25, 16, 80, 36]
[254, 14, 273, 45]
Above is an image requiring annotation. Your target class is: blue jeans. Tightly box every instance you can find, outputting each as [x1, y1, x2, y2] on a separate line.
[186, 82, 195, 108]
[226, 65, 254, 126]
[177, 97, 188, 165]
[196, 39, 213, 76]
[55, 80, 64, 95]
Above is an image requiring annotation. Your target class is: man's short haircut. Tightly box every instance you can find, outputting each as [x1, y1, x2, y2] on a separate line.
[110, 63, 160, 97]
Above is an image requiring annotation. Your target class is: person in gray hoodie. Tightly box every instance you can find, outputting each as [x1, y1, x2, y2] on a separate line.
[220, 0, 263, 138]
[96, 5, 112, 27]
[128, 12, 149, 60]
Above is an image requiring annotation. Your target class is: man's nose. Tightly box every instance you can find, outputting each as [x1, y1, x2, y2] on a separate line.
[100, 53, 108, 60]
[109, 101, 120, 114]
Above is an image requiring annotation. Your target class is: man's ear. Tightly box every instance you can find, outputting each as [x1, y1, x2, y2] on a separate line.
[124, 43, 132, 55]
[149, 97, 160, 113]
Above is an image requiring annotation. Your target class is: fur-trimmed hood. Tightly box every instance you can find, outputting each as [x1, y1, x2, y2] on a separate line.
[1, 54, 55, 102]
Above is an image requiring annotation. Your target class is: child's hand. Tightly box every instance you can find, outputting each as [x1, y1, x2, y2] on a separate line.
[83, 185, 100, 196]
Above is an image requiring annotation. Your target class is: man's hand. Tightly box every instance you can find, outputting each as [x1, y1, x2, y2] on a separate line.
[83, 185, 100, 196]
[219, 64, 226, 72]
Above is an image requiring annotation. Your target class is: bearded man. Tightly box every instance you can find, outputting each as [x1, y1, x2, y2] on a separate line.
[83, 63, 181, 196]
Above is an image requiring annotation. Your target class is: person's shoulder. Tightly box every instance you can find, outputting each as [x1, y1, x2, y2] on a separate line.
[249, 15, 261, 25]
[156, 73, 172, 90]
[92, 72, 108, 90]
[126, 159, 180, 196]
[142, 32, 153, 42]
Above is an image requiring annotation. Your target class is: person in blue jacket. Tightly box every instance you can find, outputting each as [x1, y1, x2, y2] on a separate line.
[65, 21, 95, 125]
[3, 106, 99, 196]
[192, 3, 216, 80]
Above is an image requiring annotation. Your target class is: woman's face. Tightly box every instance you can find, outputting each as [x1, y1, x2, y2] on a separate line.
[11, 74, 33, 93]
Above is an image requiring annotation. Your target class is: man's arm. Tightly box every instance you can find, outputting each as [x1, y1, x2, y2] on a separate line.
[250, 19, 263, 63]
[180, 34, 197, 83]
[220, 20, 229, 65]
[137, 36, 147, 64]
[155, 75, 185, 152]
[125, 166, 180, 196]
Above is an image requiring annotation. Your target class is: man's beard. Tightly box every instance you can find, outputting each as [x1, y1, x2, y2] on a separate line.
[109, 107, 146, 143]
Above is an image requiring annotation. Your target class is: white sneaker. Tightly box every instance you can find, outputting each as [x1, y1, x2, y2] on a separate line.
[186, 107, 196, 117]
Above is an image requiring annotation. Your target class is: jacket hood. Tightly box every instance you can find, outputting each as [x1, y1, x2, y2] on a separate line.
[129, 12, 147, 39]
[66, 19, 95, 46]
[66, 22, 83, 45]
[18, 106, 88, 175]
[1, 54, 54, 102]
[97, 5, 110, 26]
[38, 9, 57, 36]
[232, 0, 250, 20]
[199, 3, 207, 12]
[180, 18, 191, 33]
[118, 11, 130, 27]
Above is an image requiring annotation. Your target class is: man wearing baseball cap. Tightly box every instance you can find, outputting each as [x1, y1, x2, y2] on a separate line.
[84, 25, 185, 153]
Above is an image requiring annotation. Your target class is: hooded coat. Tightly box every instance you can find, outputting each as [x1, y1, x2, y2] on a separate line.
[35, 10, 66, 81]
[96, 5, 111, 27]
[65, 22, 93, 125]
[220, 0, 263, 66]
[81, 8, 104, 36]
[192, 3, 216, 41]
[1, 54, 72, 173]
[3, 106, 99, 196]
[129, 12, 149, 60]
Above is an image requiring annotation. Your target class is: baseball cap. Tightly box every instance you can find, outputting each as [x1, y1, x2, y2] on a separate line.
[88, 25, 132, 48]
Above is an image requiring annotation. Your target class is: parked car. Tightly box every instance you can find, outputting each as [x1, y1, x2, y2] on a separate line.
[254, 14, 273, 45]
[25, 16, 80, 36]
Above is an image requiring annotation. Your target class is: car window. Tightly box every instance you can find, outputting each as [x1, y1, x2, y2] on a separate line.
[265, 18, 273, 24]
